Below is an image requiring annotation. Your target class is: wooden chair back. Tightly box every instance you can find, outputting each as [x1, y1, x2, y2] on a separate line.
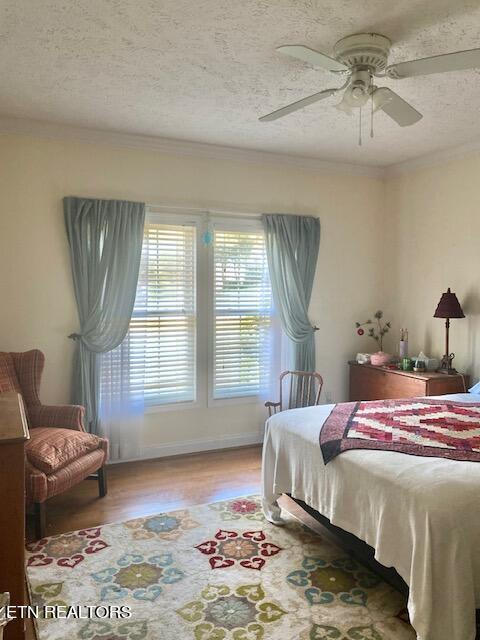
[265, 370, 324, 417]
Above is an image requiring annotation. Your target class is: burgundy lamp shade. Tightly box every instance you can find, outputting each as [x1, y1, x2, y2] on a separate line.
[433, 288, 465, 319]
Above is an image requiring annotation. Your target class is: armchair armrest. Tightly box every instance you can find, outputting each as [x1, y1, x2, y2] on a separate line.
[28, 404, 85, 431]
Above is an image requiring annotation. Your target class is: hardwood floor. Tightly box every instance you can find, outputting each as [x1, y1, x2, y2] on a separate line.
[25, 445, 262, 639]
[23, 444, 480, 640]
[27, 445, 264, 540]
[25, 444, 327, 640]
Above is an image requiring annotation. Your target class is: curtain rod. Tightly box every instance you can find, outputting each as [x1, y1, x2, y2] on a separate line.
[146, 203, 262, 219]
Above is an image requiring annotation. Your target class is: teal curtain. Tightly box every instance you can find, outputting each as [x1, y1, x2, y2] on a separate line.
[64, 197, 145, 433]
[262, 214, 320, 399]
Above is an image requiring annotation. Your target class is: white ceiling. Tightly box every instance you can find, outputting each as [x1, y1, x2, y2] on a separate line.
[1, 0, 480, 167]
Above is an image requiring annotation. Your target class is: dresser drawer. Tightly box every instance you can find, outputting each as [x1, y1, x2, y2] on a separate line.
[349, 362, 467, 402]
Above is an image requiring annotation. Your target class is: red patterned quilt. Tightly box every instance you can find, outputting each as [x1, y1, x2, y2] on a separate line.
[320, 397, 480, 464]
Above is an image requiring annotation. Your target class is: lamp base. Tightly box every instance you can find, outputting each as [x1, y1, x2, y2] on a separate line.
[436, 353, 457, 375]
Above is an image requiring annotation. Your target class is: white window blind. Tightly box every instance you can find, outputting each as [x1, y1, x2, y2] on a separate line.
[213, 227, 273, 399]
[133, 221, 196, 405]
[101, 220, 197, 408]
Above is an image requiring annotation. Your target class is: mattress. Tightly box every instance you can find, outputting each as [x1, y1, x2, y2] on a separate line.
[262, 393, 480, 640]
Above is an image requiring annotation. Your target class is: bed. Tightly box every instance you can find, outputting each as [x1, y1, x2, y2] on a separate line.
[262, 393, 480, 640]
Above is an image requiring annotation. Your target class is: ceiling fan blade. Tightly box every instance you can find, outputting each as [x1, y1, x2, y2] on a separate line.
[259, 88, 337, 122]
[277, 45, 348, 72]
[372, 87, 422, 127]
[387, 48, 480, 79]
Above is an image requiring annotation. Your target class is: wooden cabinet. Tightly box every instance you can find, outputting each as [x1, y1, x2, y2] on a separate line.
[349, 362, 469, 402]
[0, 392, 29, 640]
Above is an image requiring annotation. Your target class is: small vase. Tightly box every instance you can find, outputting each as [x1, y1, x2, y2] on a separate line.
[370, 351, 392, 366]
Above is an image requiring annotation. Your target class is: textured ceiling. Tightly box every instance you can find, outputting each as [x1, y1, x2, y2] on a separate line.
[1, 0, 480, 167]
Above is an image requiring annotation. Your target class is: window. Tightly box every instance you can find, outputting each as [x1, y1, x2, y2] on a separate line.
[100, 211, 276, 410]
[132, 220, 196, 405]
[101, 219, 197, 407]
[212, 227, 273, 399]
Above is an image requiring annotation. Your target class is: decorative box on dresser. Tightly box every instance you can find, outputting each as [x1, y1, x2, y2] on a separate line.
[349, 362, 469, 401]
[0, 392, 29, 640]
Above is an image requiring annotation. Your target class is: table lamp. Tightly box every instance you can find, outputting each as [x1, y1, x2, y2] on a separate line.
[433, 287, 465, 374]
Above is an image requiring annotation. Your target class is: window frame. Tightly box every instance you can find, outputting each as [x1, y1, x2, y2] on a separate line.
[207, 215, 275, 407]
[140, 210, 203, 413]
[106, 208, 277, 413]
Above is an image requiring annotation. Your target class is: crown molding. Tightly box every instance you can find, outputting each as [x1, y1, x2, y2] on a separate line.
[0, 115, 385, 179]
[3, 115, 479, 180]
[386, 137, 480, 177]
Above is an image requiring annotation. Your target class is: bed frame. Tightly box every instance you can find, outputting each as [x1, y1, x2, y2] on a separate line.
[292, 497, 480, 637]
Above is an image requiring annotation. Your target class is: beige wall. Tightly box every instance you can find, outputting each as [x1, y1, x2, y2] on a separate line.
[384, 155, 480, 381]
[0, 132, 385, 457]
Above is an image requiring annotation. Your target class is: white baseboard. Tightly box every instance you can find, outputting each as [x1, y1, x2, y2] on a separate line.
[108, 432, 263, 464]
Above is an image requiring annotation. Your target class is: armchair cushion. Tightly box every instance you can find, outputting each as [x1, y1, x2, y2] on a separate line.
[25, 448, 107, 504]
[26, 427, 106, 475]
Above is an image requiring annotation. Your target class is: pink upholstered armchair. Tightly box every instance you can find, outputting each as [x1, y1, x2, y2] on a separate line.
[0, 349, 108, 539]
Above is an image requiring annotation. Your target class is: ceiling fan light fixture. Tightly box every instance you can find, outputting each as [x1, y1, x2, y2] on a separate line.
[335, 97, 352, 115]
[335, 81, 369, 114]
[351, 86, 365, 100]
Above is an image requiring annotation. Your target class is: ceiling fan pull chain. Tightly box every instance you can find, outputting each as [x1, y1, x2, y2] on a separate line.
[370, 95, 374, 138]
[358, 106, 362, 146]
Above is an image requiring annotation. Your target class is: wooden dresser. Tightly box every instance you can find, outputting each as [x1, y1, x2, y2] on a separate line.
[349, 362, 469, 401]
[0, 392, 29, 640]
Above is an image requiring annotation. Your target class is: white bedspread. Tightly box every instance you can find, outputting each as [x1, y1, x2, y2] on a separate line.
[262, 393, 480, 640]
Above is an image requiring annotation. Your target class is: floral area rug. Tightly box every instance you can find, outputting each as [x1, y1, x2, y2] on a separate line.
[26, 496, 416, 640]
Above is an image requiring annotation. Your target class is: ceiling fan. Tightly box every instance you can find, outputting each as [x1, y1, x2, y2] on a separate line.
[260, 33, 480, 137]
